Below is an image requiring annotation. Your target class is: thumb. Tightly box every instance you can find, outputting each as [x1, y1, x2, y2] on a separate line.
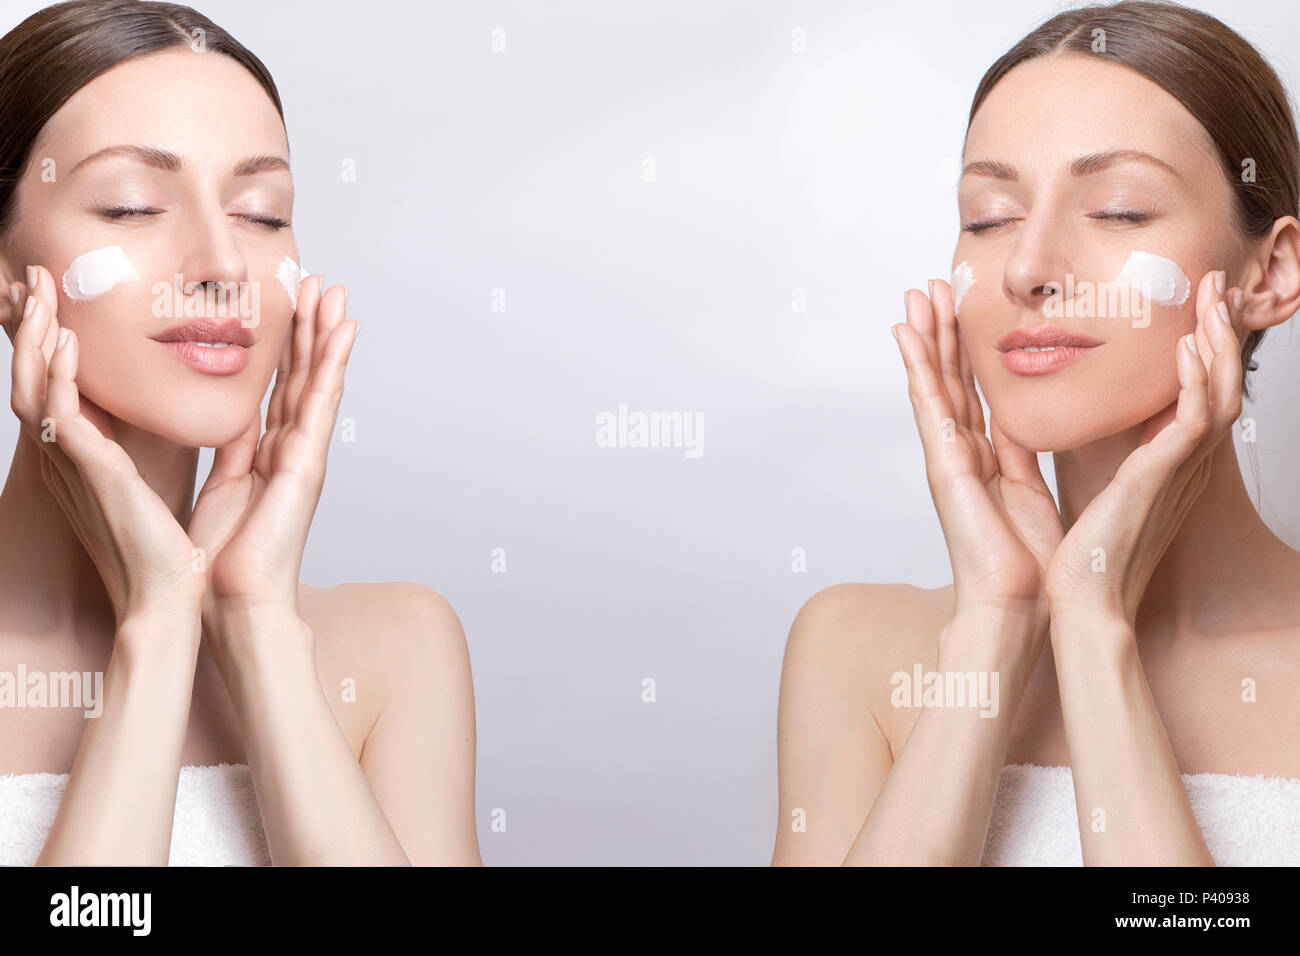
[990, 412, 1051, 494]
[202, 413, 260, 494]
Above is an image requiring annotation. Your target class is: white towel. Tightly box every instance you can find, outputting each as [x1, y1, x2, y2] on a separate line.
[982, 763, 1300, 866]
[0, 763, 270, 866]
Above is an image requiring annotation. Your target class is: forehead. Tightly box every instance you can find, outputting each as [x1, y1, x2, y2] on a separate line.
[33, 48, 287, 168]
[964, 54, 1215, 176]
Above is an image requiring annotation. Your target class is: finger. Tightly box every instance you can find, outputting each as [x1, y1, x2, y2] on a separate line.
[1192, 269, 1220, 370]
[10, 293, 54, 435]
[266, 307, 296, 432]
[1206, 284, 1242, 432]
[894, 319, 959, 470]
[297, 319, 358, 468]
[1142, 332, 1211, 476]
[904, 288, 942, 378]
[284, 274, 321, 421]
[955, 321, 986, 438]
[313, 283, 347, 369]
[930, 279, 967, 428]
[989, 413, 1050, 493]
[42, 328, 120, 484]
[203, 412, 261, 492]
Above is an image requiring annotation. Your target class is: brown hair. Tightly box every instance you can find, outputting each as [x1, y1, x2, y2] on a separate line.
[966, 0, 1300, 401]
[0, 0, 283, 234]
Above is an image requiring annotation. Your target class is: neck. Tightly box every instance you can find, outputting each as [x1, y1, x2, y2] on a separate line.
[0, 420, 198, 635]
[1052, 424, 1295, 636]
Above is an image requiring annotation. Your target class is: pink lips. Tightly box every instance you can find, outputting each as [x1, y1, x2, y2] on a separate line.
[996, 325, 1102, 376]
[151, 319, 253, 376]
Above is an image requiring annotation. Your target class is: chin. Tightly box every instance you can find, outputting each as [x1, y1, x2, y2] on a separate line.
[990, 390, 1174, 454]
[86, 389, 262, 449]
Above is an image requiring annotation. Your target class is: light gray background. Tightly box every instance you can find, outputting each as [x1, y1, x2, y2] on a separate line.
[2, 0, 1298, 865]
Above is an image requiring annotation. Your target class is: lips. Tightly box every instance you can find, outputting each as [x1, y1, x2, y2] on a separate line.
[151, 318, 255, 347]
[996, 325, 1102, 377]
[152, 318, 254, 376]
[996, 326, 1102, 351]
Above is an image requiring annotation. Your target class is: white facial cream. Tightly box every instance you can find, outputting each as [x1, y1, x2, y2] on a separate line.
[61, 246, 139, 301]
[1114, 251, 1190, 307]
[276, 256, 310, 310]
[950, 261, 975, 314]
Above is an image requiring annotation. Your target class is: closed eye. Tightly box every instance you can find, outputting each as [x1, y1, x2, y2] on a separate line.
[1090, 210, 1151, 224]
[962, 210, 1151, 234]
[235, 214, 290, 229]
[961, 217, 1016, 234]
[98, 206, 289, 229]
[101, 205, 161, 220]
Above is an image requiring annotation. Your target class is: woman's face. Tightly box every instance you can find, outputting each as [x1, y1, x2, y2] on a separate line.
[5, 48, 297, 447]
[956, 53, 1241, 453]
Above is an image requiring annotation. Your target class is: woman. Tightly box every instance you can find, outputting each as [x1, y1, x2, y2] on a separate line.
[0, 0, 480, 865]
[773, 0, 1300, 866]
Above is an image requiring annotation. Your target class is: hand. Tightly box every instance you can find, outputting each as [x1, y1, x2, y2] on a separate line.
[1044, 270, 1241, 626]
[187, 274, 358, 655]
[7, 266, 205, 626]
[893, 280, 1063, 626]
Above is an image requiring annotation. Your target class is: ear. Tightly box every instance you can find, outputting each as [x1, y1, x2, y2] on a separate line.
[0, 250, 20, 345]
[1238, 215, 1300, 333]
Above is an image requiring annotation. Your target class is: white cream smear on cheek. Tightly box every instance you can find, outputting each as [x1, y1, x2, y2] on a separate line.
[276, 256, 310, 309]
[61, 246, 140, 301]
[1113, 250, 1191, 306]
[950, 260, 975, 313]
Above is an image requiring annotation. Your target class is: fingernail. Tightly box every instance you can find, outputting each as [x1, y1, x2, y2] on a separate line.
[26, 266, 36, 289]
[1217, 301, 1231, 325]
[1214, 271, 1226, 296]
[1186, 333, 1198, 356]
[891, 325, 899, 342]
[23, 295, 35, 319]
[56, 327, 69, 349]
[903, 291, 910, 310]
[1231, 289, 1244, 311]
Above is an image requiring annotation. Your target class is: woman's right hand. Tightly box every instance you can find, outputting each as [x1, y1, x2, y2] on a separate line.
[892, 279, 1063, 630]
[8, 265, 206, 627]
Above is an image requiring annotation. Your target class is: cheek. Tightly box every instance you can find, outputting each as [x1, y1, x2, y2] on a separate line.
[60, 245, 139, 301]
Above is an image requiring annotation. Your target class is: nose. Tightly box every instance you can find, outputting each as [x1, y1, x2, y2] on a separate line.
[999, 211, 1072, 317]
[174, 201, 249, 309]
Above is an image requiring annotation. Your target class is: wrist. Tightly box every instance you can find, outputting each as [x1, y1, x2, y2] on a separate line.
[206, 604, 314, 668]
[939, 606, 1046, 672]
[1048, 608, 1136, 664]
[113, 609, 202, 672]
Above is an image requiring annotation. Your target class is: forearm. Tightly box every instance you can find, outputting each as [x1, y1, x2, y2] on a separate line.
[1050, 612, 1215, 865]
[214, 610, 408, 865]
[843, 609, 1041, 866]
[37, 611, 201, 865]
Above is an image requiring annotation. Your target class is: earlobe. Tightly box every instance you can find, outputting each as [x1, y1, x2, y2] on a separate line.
[0, 250, 18, 336]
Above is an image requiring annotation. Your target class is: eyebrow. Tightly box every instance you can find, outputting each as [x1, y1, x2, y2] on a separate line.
[961, 148, 1182, 182]
[70, 144, 290, 176]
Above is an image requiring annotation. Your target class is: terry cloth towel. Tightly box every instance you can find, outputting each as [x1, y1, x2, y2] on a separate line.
[982, 763, 1300, 866]
[0, 763, 270, 866]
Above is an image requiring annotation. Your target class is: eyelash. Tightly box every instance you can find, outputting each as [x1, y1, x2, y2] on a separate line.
[961, 210, 1151, 234]
[99, 206, 290, 229]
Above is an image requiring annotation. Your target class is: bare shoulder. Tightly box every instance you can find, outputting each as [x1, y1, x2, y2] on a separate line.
[296, 580, 471, 758]
[781, 581, 952, 750]
[772, 580, 953, 864]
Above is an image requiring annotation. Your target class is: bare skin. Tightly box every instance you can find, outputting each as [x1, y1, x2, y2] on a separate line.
[773, 53, 1300, 866]
[0, 49, 480, 865]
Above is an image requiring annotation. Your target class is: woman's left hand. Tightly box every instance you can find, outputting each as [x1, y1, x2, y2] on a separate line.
[1044, 269, 1243, 627]
[187, 274, 359, 659]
